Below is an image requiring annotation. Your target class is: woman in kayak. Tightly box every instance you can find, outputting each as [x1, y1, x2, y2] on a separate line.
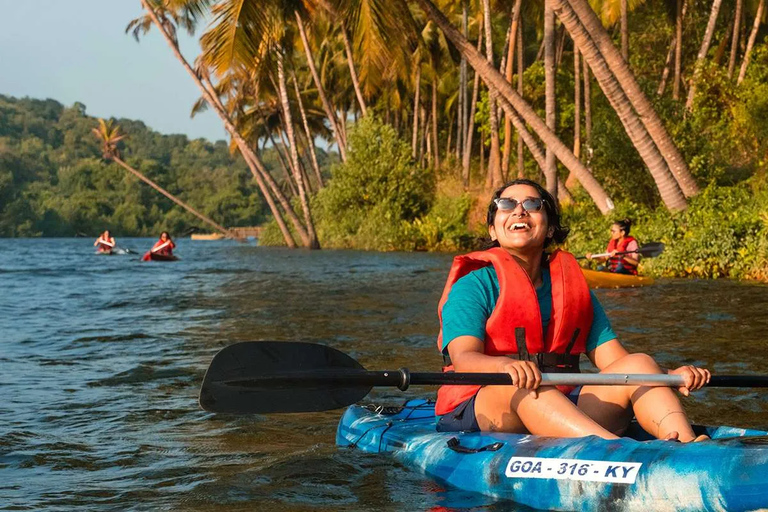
[94, 230, 116, 253]
[150, 232, 176, 256]
[436, 179, 709, 442]
[586, 219, 640, 274]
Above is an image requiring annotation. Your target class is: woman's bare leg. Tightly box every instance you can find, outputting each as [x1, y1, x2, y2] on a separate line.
[474, 385, 619, 438]
[577, 353, 699, 442]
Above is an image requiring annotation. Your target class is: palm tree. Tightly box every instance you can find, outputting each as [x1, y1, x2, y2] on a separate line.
[412, 0, 615, 214]
[685, 0, 724, 110]
[737, 0, 766, 84]
[553, 0, 688, 211]
[93, 119, 236, 238]
[481, 0, 503, 187]
[131, 0, 300, 247]
[728, 0, 743, 79]
[501, 0, 522, 177]
[544, 0, 558, 197]
[564, 0, 700, 199]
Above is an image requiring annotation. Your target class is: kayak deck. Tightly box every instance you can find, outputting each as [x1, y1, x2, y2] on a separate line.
[337, 399, 768, 511]
[581, 268, 654, 289]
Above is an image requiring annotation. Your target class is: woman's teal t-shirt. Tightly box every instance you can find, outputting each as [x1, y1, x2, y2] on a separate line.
[441, 266, 616, 354]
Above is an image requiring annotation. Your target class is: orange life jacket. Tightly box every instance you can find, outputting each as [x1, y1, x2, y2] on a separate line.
[96, 238, 113, 252]
[434, 247, 594, 416]
[607, 236, 638, 275]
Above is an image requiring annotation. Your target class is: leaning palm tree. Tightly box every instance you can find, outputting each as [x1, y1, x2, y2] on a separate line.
[564, 0, 699, 200]
[131, 0, 302, 248]
[737, 0, 766, 84]
[93, 119, 236, 238]
[552, 0, 688, 211]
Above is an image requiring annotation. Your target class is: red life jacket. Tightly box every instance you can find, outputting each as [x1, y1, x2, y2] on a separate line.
[153, 240, 174, 256]
[434, 247, 594, 416]
[96, 238, 113, 252]
[607, 236, 638, 275]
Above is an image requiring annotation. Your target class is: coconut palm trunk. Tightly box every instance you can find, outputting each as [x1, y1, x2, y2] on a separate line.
[583, 57, 592, 157]
[138, 0, 302, 247]
[564, 0, 699, 199]
[620, 0, 629, 61]
[657, 37, 675, 96]
[554, 0, 688, 211]
[544, 0, 558, 197]
[292, 71, 324, 188]
[517, 22, 525, 178]
[276, 53, 320, 249]
[685, 0, 724, 110]
[502, 0, 523, 177]
[737, 0, 766, 84]
[295, 12, 347, 161]
[574, 46, 581, 161]
[117, 155, 235, 238]
[482, 0, 503, 188]
[341, 21, 368, 116]
[431, 74, 440, 169]
[462, 25, 484, 185]
[412, 0, 615, 214]
[673, 0, 684, 100]
[412, 63, 421, 159]
[728, 0, 742, 78]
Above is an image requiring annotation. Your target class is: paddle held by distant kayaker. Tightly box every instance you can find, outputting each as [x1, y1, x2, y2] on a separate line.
[150, 231, 176, 256]
[435, 179, 709, 442]
[586, 219, 640, 275]
[94, 230, 116, 253]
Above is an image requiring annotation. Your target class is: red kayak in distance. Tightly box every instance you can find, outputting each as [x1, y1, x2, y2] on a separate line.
[141, 251, 179, 262]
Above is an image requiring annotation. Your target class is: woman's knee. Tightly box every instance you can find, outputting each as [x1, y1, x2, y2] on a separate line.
[607, 352, 662, 373]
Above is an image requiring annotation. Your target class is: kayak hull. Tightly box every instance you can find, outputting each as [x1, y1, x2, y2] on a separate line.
[141, 252, 178, 262]
[581, 268, 654, 289]
[337, 399, 768, 511]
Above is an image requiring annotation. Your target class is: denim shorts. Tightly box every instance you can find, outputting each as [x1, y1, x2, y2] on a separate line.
[436, 386, 582, 433]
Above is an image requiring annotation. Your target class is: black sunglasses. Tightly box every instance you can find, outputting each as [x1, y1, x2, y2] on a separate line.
[493, 197, 545, 213]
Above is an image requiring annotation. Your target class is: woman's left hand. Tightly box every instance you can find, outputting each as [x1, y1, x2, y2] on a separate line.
[669, 365, 711, 396]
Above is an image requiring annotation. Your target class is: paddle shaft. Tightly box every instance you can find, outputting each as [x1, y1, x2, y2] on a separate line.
[224, 370, 698, 391]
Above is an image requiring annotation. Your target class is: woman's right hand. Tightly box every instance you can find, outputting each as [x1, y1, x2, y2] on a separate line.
[585, 253, 593, 260]
[497, 359, 542, 398]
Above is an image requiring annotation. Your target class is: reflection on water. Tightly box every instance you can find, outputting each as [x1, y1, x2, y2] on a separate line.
[1, 238, 767, 510]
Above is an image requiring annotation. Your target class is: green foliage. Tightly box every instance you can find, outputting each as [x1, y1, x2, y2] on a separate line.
[309, 117, 435, 250]
[0, 94, 287, 237]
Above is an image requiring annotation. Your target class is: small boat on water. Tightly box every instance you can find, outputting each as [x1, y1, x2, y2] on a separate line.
[337, 398, 768, 511]
[581, 268, 654, 289]
[141, 252, 178, 262]
[191, 233, 224, 241]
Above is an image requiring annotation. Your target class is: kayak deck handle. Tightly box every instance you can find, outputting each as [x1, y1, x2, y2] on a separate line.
[447, 437, 505, 454]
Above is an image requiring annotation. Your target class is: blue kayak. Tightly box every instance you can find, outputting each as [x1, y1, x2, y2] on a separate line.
[337, 399, 768, 511]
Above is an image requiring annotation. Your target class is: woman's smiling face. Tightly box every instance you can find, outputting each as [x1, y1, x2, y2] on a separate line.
[489, 184, 552, 254]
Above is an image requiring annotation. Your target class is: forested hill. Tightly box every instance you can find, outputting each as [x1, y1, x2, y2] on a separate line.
[0, 94, 335, 237]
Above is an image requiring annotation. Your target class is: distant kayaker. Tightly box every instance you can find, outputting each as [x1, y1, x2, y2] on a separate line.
[94, 230, 116, 254]
[586, 219, 640, 275]
[150, 232, 176, 257]
[435, 179, 709, 442]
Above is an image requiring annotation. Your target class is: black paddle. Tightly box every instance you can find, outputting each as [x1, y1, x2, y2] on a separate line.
[199, 341, 768, 415]
[576, 241, 665, 260]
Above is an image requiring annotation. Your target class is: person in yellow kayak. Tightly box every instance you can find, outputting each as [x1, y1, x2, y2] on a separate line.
[435, 179, 709, 442]
[586, 219, 640, 275]
[94, 230, 116, 254]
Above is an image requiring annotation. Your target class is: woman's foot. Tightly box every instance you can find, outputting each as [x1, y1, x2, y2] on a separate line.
[663, 431, 680, 442]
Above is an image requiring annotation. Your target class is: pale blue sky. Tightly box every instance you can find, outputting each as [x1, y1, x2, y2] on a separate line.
[0, 1, 227, 142]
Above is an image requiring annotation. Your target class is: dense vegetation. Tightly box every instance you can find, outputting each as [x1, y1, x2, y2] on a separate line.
[0, 94, 334, 237]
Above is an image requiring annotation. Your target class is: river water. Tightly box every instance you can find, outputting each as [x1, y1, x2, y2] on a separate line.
[2, 238, 768, 511]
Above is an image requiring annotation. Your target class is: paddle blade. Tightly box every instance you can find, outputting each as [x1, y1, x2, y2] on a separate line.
[637, 242, 665, 257]
[199, 341, 373, 414]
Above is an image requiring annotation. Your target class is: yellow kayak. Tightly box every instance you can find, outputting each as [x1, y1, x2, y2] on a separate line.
[581, 268, 655, 289]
